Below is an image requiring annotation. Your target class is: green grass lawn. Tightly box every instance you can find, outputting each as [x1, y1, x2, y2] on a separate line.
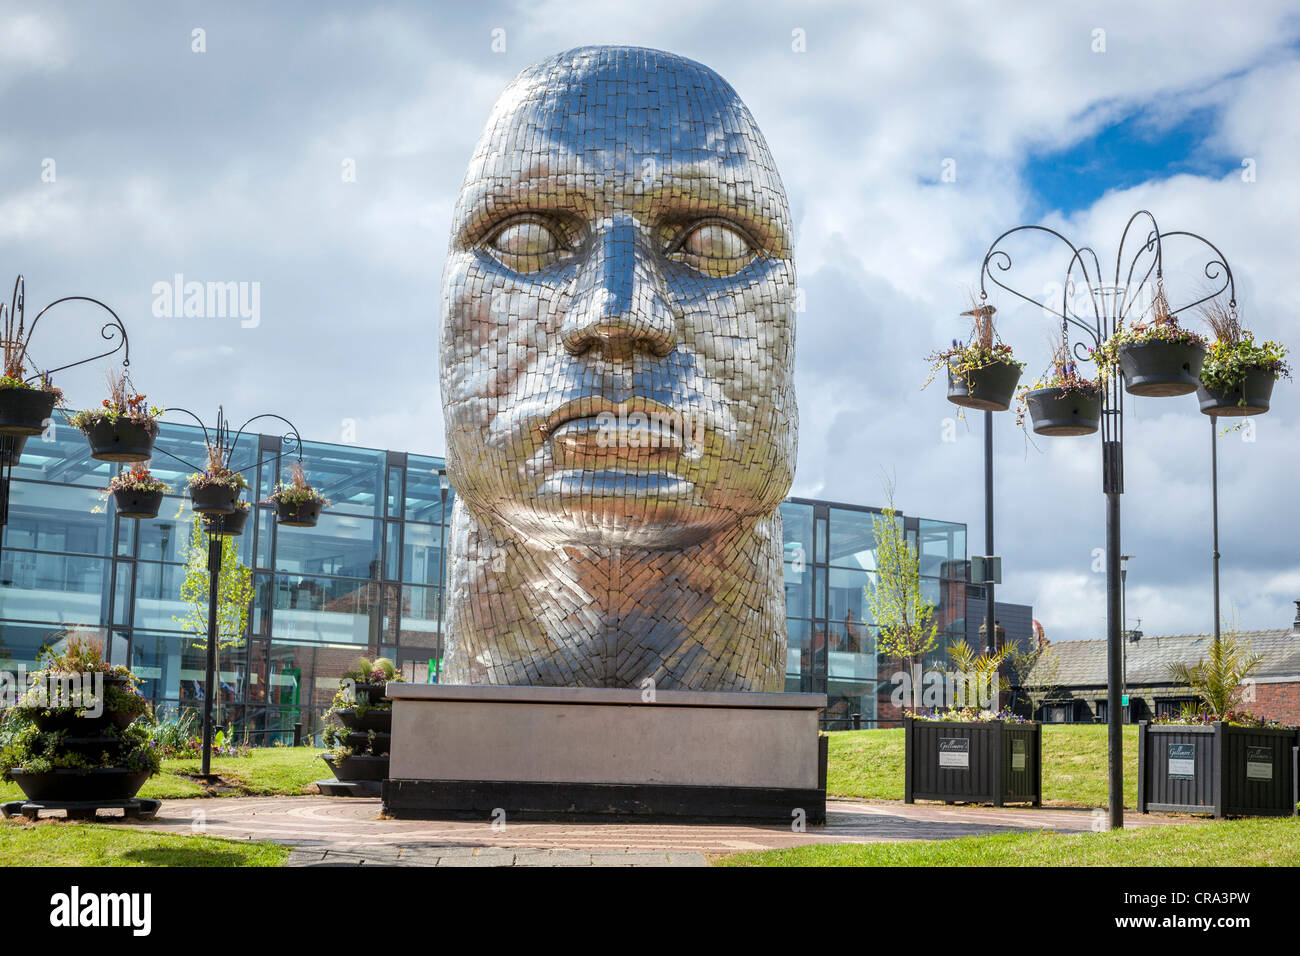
[0, 747, 326, 803]
[1, 727, 1132, 808]
[715, 817, 1300, 866]
[828, 724, 1138, 807]
[0, 822, 288, 867]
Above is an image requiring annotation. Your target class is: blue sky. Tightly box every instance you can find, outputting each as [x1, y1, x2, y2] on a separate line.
[1, 0, 1298, 642]
[1024, 108, 1238, 216]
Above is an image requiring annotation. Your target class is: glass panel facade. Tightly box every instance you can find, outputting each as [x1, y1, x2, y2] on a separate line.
[0, 428, 966, 737]
[779, 500, 968, 729]
[0, 421, 451, 745]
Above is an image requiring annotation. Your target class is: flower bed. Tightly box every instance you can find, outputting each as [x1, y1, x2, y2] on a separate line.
[904, 715, 1041, 806]
[0, 638, 160, 807]
[318, 657, 398, 795]
[1138, 721, 1299, 818]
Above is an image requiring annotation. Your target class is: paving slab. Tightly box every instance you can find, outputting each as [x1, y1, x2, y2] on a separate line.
[103, 796, 1192, 866]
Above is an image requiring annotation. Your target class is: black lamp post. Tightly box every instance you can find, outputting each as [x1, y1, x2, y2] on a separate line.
[984, 408, 997, 655]
[946, 303, 1014, 659]
[975, 210, 1236, 829]
[152, 406, 306, 778]
[1120, 554, 1133, 717]
[1203, 352, 1272, 652]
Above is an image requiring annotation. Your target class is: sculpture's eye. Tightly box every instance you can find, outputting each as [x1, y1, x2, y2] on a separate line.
[667, 219, 759, 277]
[484, 217, 573, 272]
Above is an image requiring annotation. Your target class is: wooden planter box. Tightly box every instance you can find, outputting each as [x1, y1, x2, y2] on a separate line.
[1138, 721, 1300, 818]
[904, 717, 1042, 806]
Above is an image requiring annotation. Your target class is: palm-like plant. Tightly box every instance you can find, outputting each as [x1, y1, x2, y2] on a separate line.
[945, 638, 1012, 711]
[1166, 625, 1263, 720]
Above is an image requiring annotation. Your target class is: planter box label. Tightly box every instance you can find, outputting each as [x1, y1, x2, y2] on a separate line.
[1167, 743, 1196, 779]
[938, 737, 969, 770]
[1010, 738, 1026, 772]
[1245, 745, 1274, 781]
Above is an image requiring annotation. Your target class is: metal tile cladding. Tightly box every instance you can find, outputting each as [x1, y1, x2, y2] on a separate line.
[439, 46, 798, 690]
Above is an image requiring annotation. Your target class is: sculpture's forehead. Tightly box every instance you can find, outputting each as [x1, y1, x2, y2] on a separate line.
[454, 48, 790, 235]
[486, 52, 762, 164]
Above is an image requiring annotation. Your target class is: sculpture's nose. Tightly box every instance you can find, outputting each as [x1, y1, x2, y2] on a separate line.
[561, 218, 676, 360]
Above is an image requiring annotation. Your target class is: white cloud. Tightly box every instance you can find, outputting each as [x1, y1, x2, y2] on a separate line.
[0, 1, 1296, 638]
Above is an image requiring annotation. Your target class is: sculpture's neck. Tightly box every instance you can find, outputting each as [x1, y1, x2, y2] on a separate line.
[440, 498, 788, 691]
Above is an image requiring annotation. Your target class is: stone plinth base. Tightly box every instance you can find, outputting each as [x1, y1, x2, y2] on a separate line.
[382, 683, 827, 823]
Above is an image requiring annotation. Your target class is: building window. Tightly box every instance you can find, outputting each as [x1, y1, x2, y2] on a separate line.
[1155, 697, 1198, 718]
[1042, 700, 1075, 723]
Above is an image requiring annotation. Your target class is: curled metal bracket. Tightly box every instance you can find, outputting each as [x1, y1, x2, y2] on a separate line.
[977, 211, 1236, 366]
[155, 405, 304, 482]
[4, 275, 131, 385]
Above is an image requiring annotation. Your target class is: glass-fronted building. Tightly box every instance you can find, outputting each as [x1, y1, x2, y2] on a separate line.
[779, 497, 968, 727]
[0, 425, 971, 736]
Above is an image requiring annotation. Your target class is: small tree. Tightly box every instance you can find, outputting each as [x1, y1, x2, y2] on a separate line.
[866, 482, 939, 710]
[1167, 621, 1263, 721]
[1005, 637, 1057, 716]
[174, 517, 254, 728]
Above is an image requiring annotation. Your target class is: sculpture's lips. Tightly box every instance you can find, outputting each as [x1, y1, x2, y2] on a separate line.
[542, 397, 696, 468]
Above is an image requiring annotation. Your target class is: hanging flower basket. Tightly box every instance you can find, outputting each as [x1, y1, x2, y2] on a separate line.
[187, 460, 247, 516]
[1097, 288, 1207, 397]
[0, 376, 61, 437]
[83, 418, 156, 462]
[107, 464, 169, 520]
[112, 488, 164, 520]
[1197, 369, 1276, 417]
[266, 460, 328, 528]
[0, 305, 64, 435]
[946, 357, 1023, 411]
[189, 482, 239, 515]
[1118, 339, 1206, 396]
[276, 499, 323, 527]
[1025, 385, 1102, 436]
[201, 500, 250, 536]
[66, 371, 162, 463]
[926, 303, 1024, 412]
[1194, 312, 1289, 418]
[1015, 347, 1103, 437]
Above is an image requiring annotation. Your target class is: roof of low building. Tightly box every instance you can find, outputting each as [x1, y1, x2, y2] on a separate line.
[1025, 629, 1300, 688]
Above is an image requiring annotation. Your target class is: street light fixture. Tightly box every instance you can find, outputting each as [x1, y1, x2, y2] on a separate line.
[152, 406, 308, 778]
[973, 210, 1237, 829]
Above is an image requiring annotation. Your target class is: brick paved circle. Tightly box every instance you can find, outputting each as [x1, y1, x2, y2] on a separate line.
[93, 797, 1192, 866]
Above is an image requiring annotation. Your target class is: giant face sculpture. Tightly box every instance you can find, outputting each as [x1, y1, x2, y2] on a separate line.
[440, 46, 797, 691]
